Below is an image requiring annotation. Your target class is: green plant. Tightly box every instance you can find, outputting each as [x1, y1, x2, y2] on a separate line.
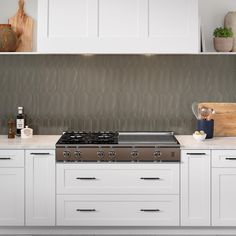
[213, 27, 233, 38]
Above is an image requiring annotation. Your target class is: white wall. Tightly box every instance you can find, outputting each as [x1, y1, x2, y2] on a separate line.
[199, 0, 236, 52]
[0, 0, 37, 51]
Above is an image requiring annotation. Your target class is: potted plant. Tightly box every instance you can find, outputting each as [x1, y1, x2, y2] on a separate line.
[213, 27, 234, 52]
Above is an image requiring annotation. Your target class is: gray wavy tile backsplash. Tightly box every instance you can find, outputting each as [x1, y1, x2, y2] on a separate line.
[0, 55, 235, 135]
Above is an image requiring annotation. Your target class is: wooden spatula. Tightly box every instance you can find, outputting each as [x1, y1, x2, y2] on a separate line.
[8, 0, 34, 52]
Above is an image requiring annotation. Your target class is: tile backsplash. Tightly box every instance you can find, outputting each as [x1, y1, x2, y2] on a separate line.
[0, 55, 235, 135]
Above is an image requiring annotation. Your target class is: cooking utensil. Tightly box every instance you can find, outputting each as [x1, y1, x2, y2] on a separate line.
[192, 102, 200, 119]
[199, 106, 215, 120]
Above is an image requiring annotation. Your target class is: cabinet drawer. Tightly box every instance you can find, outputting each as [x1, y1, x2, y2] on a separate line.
[212, 150, 236, 167]
[0, 150, 24, 167]
[57, 163, 179, 195]
[56, 195, 179, 226]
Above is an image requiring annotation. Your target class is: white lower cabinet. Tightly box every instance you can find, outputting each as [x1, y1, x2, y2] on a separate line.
[0, 150, 24, 226]
[56, 163, 180, 226]
[212, 168, 236, 226]
[25, 150, 55, 226]
[212, 150, 236, 226]
[57, 163, 179, 195]
[57, 195, 179, 226]
[181, 150, 211, 226]
[0, 168, 24, 226]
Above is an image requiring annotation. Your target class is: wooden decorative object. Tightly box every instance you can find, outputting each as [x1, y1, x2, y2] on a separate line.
[198, 103, 236, 137]
[8, 0, 34, 52]
[0, 24, 18, 52]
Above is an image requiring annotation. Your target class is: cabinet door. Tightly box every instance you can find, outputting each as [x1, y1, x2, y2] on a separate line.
[25, 150, 55, 226]
[146, 0, 199, 53]
[38, 0, 98, 53]
[38, 0, 199, 53]
[212, 168, 236, 226]
[181, 150, 211, 226]
[0, 168, 24, 226]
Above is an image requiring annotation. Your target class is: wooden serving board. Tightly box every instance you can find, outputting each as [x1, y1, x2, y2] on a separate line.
[8, 0, 34, 52]
[198, 103, 236, 137]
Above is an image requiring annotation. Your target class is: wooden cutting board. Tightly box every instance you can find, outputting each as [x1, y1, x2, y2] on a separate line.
[8, 0, 33, 52]
[198, 103, 236, 137]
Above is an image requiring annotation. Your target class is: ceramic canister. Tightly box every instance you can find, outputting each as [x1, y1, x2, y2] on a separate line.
[0, 24, 18, 52]
[225, 12, 236, 52]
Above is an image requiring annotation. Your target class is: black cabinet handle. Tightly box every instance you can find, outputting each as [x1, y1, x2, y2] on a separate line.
[30, 153, 51, 155]
[226, 158, 236, 160]
[140, 177, 160, 180]
[0, 158, 11, 160]
[140, 209, 160, 212]
[187, 153, 206, 156]
[76, 209, 96, 212]
[76, 177, 97, 180]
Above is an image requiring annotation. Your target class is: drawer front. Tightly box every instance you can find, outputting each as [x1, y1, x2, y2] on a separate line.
[57, 163, 179, 194]
[0, 150, 24, 167]
[56, 195, 179, 226]
[212, 150, 236, 167]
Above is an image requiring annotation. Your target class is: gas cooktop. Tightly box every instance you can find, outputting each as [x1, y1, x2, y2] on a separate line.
[56, 131, 180, 162]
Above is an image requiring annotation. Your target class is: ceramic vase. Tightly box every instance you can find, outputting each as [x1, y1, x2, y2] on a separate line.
[225, 12, 236, 52]
[0, 24, 18, 52]
[214, 37, 233, 52]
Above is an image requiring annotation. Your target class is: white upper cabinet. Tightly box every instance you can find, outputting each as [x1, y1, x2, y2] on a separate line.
[37, 0, 199, 53]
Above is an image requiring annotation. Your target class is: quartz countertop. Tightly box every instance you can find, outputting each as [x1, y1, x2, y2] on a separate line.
[176, 135, 236, 150]
[0, 135, 235, 150]
[0, 135, 60, 149]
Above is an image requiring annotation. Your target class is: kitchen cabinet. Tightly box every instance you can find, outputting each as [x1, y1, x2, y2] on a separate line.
[57, 163, 179, 195]
[56, 163, 180, 226]
[181, 150, 211, 226]
[37, 0, 199, 53]
[0, 150, 24, 226]
[212, 150, 236, 226]
[57, 195, 179, 226]
[25, 150, 55, 226]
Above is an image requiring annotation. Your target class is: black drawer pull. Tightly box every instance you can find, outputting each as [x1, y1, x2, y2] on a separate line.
[0, 158, 11, 160]
[76, 177, 97, 180]
[226, 158, 236, 160]
[76, 209, 96, 212]
[140, 177, 160, 180]
[187, 153, 206, 156]
[30, 153, 51, 155]
[141, 209, 160, 212]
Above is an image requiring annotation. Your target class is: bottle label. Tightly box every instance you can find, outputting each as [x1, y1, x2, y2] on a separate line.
[17, 119, 24, 129]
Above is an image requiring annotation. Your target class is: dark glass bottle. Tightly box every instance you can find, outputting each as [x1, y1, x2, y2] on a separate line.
[16, 107, 25, 136]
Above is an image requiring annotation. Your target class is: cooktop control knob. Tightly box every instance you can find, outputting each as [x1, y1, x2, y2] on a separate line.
[108, 150, 116, 161]
[74, 151, 82, 161]
[97, 150, 105, 161]
[131, 150, 139, 162]
[63, 151, 71, 161]
[154, 150, 162, 160]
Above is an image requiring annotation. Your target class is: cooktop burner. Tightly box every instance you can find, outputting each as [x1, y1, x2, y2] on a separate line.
[57, 131, 119, 145]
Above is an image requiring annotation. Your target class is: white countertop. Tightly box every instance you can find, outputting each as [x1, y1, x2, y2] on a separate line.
[0, 135, 60, 149]
[176, 135, 236, 150]
[0, 135, 236, 150]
